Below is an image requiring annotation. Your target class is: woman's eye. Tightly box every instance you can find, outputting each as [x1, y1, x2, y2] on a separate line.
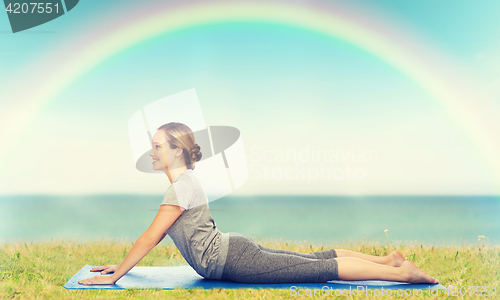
[155, 145, 159, 149]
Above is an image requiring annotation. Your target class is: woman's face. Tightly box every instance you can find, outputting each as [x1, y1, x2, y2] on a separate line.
[149, 130, 182, 172]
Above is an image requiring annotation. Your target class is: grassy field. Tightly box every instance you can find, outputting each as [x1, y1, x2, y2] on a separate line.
[1, 238, 499, 299]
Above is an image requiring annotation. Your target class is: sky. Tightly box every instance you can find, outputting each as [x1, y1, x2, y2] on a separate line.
[0, 0, 499, 196]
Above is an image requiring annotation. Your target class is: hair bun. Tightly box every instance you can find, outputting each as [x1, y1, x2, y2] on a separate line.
[190, 144, 202, 162]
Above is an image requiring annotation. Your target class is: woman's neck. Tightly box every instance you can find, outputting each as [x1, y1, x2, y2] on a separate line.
[167, 166, 188, 183]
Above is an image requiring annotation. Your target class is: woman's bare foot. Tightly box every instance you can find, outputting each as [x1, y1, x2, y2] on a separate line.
[401, 261, 439, 284]
[387, 251, 406, 267]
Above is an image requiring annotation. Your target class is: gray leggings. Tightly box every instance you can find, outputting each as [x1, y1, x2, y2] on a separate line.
[220, 233, 339, 283]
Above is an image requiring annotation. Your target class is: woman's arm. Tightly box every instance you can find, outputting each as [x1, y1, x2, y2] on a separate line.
[156, 232, 167, 246]
[109, 205, 183, 283]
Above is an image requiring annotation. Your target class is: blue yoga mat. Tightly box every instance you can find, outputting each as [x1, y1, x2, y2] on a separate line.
[64, 264, 445, 290]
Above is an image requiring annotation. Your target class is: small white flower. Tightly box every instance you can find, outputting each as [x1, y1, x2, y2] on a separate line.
[478, 235, 485, 241]
[384, 229, 389, 233]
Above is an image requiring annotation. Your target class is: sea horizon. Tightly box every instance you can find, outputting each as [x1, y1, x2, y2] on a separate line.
[1, 195, 499, 246]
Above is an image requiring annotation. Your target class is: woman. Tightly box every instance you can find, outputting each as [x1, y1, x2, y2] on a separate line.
[78, 122, 439, 285]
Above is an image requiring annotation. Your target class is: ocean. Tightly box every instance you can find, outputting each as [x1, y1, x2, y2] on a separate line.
[1, 195, 499, 246]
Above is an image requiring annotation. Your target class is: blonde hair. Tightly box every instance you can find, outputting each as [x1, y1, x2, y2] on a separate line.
[157, 122, 202, 170]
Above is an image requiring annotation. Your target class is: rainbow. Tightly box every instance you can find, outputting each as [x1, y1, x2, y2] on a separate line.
[2, 0, 499, 194]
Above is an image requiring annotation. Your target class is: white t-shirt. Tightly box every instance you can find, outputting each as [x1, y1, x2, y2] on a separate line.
[161, 169, 229, 280]
[162, 170, 209, 211]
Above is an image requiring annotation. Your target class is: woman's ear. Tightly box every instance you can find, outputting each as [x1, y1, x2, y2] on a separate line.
[175, 147, 183, 157]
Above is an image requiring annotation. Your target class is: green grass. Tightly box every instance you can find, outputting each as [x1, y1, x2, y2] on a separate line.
[1, 238, 499, 299]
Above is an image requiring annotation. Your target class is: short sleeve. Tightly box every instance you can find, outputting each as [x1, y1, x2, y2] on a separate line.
[161, 178, 193, 211]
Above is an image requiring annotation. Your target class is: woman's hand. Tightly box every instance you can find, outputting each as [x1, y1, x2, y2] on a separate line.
[78, 274, 116, 285]
[90, 265, 119, 275]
